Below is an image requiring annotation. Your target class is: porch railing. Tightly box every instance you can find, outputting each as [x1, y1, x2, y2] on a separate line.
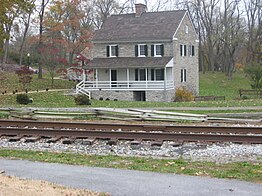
[77, 80, 174, 91]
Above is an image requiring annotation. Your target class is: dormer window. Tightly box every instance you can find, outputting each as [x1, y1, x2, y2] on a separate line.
[135, 44, 148, 57]
[151, 44, 164, 57]
[106, 45, 118, 57]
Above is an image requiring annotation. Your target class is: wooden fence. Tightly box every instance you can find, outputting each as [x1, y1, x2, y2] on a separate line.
[0, 108, 261, 124]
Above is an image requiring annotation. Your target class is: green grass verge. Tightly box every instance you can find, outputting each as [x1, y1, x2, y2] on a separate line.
[199, 71, 251, 99]
[0, 71, 261, 108]
[0, 91, 261, 108]
[0, 72, 75, 93]
[0, 149, 261, 183]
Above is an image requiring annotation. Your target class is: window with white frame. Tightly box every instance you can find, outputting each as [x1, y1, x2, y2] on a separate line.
[181, 69, 186, 82]
[151, 44, 164, 57]
[188, 45, 195, 56]
[107, 45, 118, 57]
[135, 44, 148, 57]
[180, 44, 187, 56]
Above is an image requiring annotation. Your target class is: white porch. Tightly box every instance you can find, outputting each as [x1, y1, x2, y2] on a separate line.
[77, 67, 174, 92]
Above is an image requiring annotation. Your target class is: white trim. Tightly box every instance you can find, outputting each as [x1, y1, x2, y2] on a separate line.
[180, 44, 187, 56]
[173, 11, 198, 38]
[127, 68, 129, 88]
[96, 69, 98, 87]
[109, 68, 112, 88]
[154, 44, 162, 57]
[109, 45, 117, 57]
[138, 44, 146, 57]
[181, 68, 186, 83]
[165, 58, 173, 68]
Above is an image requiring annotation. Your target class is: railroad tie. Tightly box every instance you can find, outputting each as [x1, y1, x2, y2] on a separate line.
[82, 138, 95, 145]
[24, 137, 39, 143]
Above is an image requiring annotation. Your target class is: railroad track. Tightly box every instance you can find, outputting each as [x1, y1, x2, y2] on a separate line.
[0, 120, 261, 144]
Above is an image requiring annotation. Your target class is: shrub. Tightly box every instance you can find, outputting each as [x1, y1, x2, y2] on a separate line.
[16, 94, 30, 105]
[174, 87, 194, 102]
[74, 95, 91, 105]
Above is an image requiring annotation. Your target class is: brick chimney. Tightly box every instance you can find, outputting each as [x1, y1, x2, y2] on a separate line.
[135, 3, 147, 17]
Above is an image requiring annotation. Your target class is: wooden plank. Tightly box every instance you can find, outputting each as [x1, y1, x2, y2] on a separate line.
[128, 109, 207, 117]
[207, 117, 261, 123]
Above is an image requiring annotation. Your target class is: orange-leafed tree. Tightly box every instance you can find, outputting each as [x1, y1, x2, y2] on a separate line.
[44, 0, 93, 65]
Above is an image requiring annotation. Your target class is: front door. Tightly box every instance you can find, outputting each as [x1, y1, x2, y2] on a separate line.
[111, 70, 117, 87]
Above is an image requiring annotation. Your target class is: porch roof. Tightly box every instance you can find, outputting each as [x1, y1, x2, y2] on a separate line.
[84, 57, 173, 69]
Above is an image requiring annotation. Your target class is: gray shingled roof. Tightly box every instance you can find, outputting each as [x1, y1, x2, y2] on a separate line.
[84, 57, 173, 69]
[93, 10, 186, 42]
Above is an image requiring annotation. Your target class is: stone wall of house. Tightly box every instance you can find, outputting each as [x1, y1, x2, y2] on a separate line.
[92, 42, 173, 58]
[172, 13, 199, 95]
[146, 90, 174, 102]
[91, 91, 134, 101]
[91, 90, 174, 102]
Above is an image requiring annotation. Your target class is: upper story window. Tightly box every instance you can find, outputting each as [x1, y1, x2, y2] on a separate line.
[106, 45, 118, 57]
[188, 45, 195, 57]
[151, 44, 164, 57]
[191, 45, 195, 56]
[180, 44, 187, 56]
[135, 44, 148, 57]
[185, 25, 189, 34]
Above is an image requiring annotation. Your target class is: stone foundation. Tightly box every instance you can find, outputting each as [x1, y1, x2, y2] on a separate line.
[90, 90, 175, 102]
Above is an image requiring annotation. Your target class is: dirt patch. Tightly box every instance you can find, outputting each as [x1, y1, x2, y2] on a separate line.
[0, 172, 108, 196]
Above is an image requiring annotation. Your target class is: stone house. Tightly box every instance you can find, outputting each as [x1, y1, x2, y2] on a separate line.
[77, 4, 199, 102]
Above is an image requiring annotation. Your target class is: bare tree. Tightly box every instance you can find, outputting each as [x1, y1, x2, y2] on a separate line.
[244, 0, 261, 63]
[37, 0, 50, 79]
[19, 0, 36, 66]
[219, 0, 244, 79]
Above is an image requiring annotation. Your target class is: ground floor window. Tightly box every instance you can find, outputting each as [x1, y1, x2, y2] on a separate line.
[181, 69, 186, 82]
[151, 68, 164, 80]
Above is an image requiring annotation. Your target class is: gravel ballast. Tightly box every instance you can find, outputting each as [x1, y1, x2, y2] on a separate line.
[0, 137, 261, 163]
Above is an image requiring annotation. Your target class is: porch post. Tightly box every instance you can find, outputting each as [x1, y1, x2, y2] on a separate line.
[164, 67, 167, 90]
[109, 68, 112, 89]
[164, 67, 167, 101]
[96, 69, 98, 88]
[145, 68, 148, 89]
[127, 68, 129, 89]
[82, 69, 86, 81]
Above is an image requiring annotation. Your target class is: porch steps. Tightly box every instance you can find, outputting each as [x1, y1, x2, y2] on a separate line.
[76, 81, 91, 99]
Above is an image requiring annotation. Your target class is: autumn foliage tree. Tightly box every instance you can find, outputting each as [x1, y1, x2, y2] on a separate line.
[44, 0, 92, 64]
[39, 44, 67, 87]
[15, 66, 34, 90]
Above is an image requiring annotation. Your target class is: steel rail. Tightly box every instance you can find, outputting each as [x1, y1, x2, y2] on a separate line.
[0, 127, 261, 143]
[0, 119, 261, 134]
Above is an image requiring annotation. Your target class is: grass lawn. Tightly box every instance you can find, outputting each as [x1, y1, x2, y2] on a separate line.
[0, 72, 75, 93]
[199, 71, 251, 99]
[0, 91, 261, 108]
[0, 149, 261, 183]
[0, 71, 261, 108]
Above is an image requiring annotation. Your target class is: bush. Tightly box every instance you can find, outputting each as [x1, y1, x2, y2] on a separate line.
[174, 87, 194, 102]
[16, 94, 30, 105]
[74, 95, 91, 105]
